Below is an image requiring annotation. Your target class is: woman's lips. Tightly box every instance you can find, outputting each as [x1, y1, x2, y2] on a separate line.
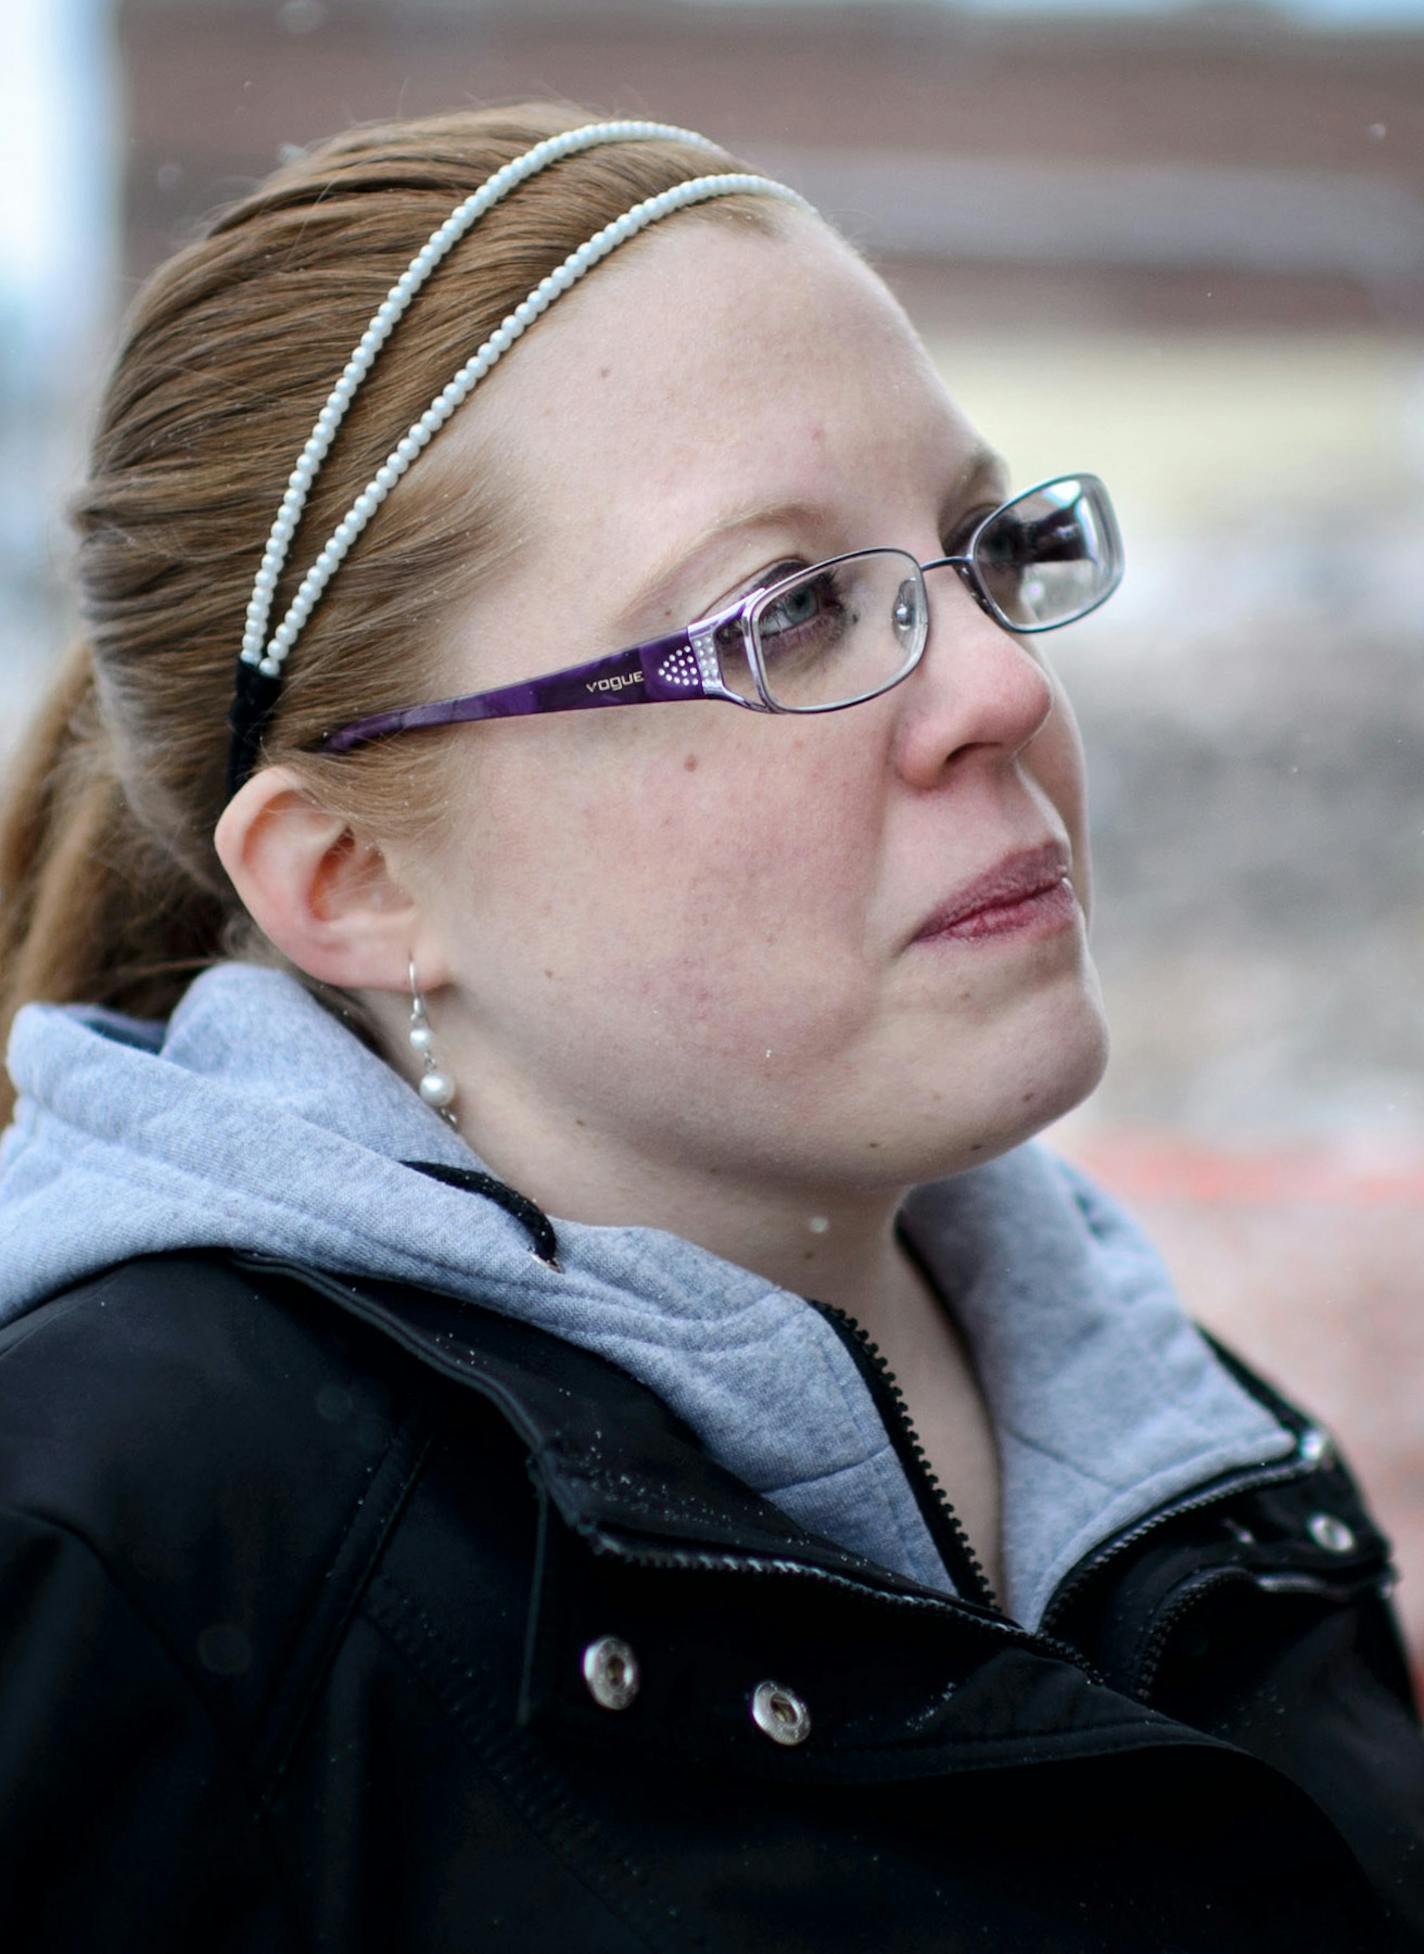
[912, 843, 1077, 945]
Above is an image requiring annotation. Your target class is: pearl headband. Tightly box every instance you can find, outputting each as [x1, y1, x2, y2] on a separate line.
[227, 119, 811, 793]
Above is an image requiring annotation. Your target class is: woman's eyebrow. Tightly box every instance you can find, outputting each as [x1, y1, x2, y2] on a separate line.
[617, 444, 1011, 629]
[615, 498, 831, 628]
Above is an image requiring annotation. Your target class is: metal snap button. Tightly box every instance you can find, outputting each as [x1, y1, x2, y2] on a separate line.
[751, 1679, 812, 1747]
[582, 1635, 640, 1711]
[1308, 1513, 1356, 1555]
[1298, 1426, 1336, 1469]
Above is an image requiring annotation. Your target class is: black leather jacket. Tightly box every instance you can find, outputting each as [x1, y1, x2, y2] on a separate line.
[1, 1251, 1421, 1951]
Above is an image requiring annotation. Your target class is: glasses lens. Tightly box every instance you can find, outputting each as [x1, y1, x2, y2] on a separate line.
[973, 476, 1122, 630]
[747, 549, 926, 710]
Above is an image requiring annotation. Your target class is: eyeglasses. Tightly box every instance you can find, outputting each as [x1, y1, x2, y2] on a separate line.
[319, 473, 1123, 752]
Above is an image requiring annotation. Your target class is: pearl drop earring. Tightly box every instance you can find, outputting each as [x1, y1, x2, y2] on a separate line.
[408, 960, 457, 1125]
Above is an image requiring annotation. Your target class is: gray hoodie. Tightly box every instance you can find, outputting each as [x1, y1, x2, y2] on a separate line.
[0, 962, 1293, 1628]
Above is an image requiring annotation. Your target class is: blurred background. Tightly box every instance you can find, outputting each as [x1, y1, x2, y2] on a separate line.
[4, 0, 1422, 1657]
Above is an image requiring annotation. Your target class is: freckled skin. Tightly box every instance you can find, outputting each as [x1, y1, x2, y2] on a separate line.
[387, 214, 1109, 1234]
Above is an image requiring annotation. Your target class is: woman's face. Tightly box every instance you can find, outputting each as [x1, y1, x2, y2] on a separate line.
[400, 213, 1109, 1202]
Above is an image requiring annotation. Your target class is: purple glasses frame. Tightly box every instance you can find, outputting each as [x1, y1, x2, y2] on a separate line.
[319, 472, 1122, 753]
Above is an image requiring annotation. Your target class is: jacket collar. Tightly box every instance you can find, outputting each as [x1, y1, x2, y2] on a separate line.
[254, 1256, 1308, 1784]
[253, 1255, 932, 1594]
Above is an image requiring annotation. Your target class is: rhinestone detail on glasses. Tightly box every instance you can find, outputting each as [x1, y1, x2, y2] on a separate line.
[658, 648, 700, 688]
[689, 631, 721, 684]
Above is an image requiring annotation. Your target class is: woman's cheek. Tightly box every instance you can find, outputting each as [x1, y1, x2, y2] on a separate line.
[1029, 680, 1093, 918]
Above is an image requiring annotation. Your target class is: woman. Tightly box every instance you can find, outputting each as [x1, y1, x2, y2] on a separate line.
[0, 105, 1418, 1952]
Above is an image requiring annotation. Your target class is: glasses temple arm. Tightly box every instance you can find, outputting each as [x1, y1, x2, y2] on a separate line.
[319, 631, 709, 752]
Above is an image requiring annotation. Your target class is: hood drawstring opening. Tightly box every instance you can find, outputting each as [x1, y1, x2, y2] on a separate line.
[403, 1159, 562, 1270]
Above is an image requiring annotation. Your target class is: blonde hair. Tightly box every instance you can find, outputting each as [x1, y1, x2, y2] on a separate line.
[0, 104, 787, 1124]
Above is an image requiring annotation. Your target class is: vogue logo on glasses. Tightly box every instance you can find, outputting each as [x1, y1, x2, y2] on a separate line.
[319, 474, 1124, 752]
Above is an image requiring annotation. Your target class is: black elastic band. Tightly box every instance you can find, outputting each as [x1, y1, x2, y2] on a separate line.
[402, 1159, 563, 1269]
[227, 660, 284, 800]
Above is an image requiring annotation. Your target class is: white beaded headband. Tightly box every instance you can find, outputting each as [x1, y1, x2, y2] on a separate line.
[227, 119, 811, 792]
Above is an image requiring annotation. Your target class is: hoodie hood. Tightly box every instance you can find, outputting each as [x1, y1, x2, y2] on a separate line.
[0, 963, 1293, 1627]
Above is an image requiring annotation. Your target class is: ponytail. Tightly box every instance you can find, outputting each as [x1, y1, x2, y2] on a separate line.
[0, 641, 224, 1127]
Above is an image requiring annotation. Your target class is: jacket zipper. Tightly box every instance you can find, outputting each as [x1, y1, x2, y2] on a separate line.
[587, 1532, 971, 1613]
[579, 1523, 1070, 1662]
[808, 1299, 999, 1610]
[1125, 1555, 1377, 1706]
[804, 1301, 1109, 1680]
[559, 1251, 1125, 1675]
[1129, 1568, 1250, 1702]
[1037, 1455, 1314, 1645]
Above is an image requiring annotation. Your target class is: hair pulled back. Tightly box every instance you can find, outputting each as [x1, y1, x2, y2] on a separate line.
[0, 104, 781, 1123]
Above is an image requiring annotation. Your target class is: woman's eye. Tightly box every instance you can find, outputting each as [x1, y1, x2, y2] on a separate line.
[769, 579, 824, 630]
[756, 568, 852, 666]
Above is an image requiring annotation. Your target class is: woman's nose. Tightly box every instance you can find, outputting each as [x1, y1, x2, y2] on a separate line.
[892, 565, 1055, 788]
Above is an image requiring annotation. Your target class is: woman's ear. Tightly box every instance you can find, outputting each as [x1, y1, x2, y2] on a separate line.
[214, 767, 445, 992]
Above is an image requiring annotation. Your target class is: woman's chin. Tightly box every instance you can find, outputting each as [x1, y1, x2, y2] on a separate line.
[895, 986, 1112, 1186]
